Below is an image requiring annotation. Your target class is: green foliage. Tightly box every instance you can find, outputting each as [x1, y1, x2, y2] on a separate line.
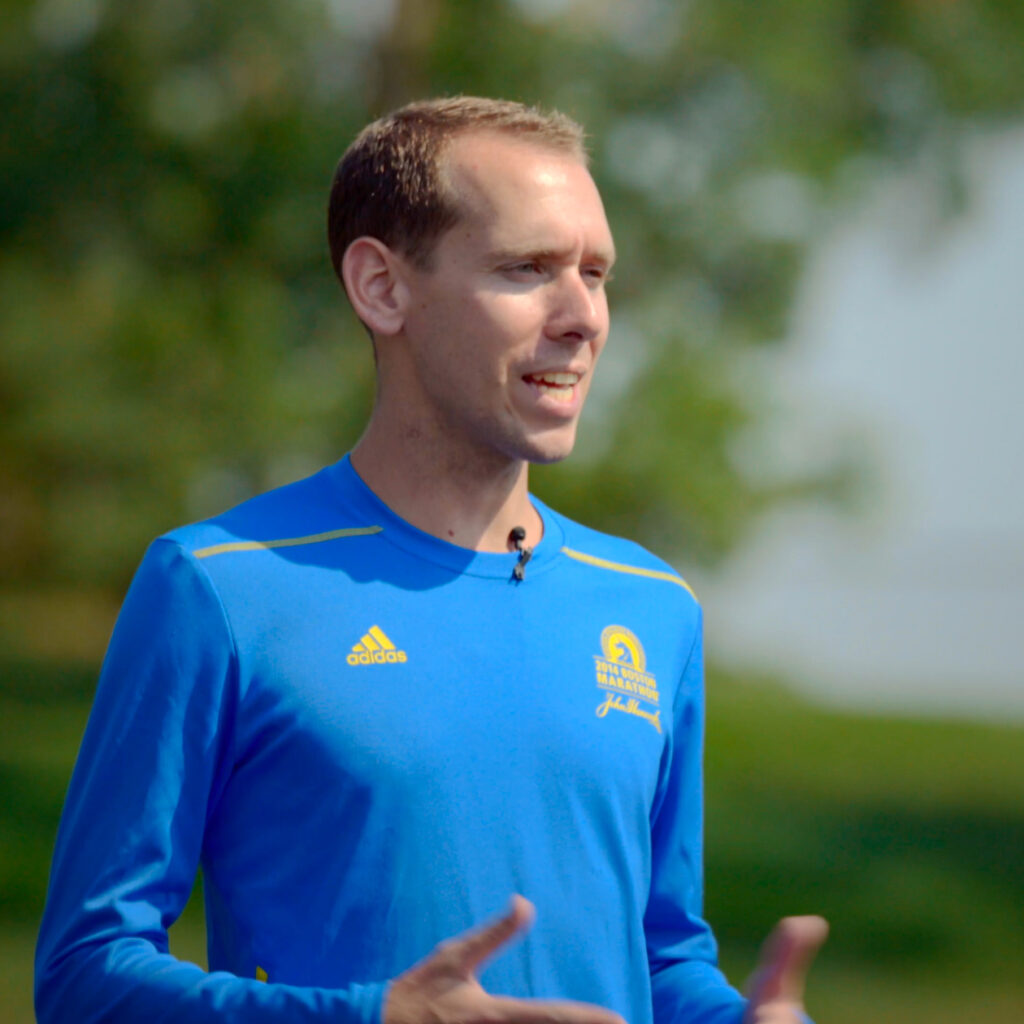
[6, 0, 1023, 601]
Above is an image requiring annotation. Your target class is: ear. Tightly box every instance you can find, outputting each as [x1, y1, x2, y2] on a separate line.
[341, 237, 409, 337]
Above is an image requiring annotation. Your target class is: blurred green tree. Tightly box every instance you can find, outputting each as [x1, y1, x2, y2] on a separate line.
[2, 0, 1023, 611]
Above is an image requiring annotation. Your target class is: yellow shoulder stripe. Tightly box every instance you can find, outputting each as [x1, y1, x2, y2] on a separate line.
[560, 546, 695, 598]
[193, 525, 382, 560]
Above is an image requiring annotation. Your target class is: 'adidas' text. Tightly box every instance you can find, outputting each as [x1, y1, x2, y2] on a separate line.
[347, 625, 408, 666]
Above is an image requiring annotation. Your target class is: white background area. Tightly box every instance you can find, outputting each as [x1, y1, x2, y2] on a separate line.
[699, 125, 1024, 720]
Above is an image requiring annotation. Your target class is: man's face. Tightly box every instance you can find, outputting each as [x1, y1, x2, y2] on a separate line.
[394, 131, 615, 468]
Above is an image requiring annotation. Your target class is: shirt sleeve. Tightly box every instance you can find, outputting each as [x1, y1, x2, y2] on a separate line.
[34, 538, 389, 1024]
[645, 608, 747, 1024]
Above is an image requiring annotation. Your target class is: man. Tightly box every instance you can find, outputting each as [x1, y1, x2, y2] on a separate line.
[36, 98, 826, 1024]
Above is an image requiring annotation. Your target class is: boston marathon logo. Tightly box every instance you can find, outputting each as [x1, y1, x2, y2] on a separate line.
[347, 625, 408, 666]
[593, 625, 661, 732]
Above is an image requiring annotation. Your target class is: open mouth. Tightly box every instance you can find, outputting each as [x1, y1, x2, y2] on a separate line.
[523, 371, 580, 404]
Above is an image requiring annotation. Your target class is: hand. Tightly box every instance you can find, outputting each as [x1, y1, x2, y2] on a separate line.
[742, 915, 828, 1024]
[384, 895, 625, 1024]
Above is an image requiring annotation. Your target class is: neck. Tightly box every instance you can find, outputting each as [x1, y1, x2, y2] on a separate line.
[350, 419, 543, 554]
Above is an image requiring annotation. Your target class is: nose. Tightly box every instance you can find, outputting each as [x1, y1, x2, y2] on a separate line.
[546, 269, 606, 343]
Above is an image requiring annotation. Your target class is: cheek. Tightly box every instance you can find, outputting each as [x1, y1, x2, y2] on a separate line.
[482, 290, 545, 332]
[473, 300, 540, 375]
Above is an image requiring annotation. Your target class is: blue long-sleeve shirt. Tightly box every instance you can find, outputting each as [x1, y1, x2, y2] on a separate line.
[36, 455, 746, 1023]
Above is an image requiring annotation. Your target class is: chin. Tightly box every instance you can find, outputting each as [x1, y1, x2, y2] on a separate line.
[519, 431, 578, 465]
[527, 453, 571, 467]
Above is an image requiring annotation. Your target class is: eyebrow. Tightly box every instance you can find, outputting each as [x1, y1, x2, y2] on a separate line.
[486, 245, 617, 268]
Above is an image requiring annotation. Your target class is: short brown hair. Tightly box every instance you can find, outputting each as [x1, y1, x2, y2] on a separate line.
[327, 96, 587, 279]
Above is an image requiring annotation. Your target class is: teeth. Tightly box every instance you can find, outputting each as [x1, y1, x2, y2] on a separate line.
[545, 387, 574, 404]
[524, 372, 579, 404]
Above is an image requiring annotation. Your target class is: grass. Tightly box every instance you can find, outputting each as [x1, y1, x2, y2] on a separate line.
[4, 657, 1023, 1022]
[703, 674, 1024, 981]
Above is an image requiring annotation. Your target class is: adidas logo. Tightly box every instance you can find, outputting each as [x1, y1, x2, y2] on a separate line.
[347, 625, 408, 666]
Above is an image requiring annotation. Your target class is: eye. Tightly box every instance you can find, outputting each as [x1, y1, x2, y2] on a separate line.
[506, 260, 543, 275]
[582, 265, 612, 287]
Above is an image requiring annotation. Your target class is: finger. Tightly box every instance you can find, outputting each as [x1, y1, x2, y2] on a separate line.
[745, 915, 828, 1007]
[440, 895, 536, 973]
[488, 995, 626, 1024]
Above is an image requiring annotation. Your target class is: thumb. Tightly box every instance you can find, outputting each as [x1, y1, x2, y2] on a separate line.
[745, 915, 828, 1008]
[442, 895, 536, 974]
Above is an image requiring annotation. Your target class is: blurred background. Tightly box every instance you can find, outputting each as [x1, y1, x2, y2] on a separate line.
[2, 0, 1022, 1021]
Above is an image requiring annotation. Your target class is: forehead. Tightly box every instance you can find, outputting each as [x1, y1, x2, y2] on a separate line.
[439, 132, 614, 258]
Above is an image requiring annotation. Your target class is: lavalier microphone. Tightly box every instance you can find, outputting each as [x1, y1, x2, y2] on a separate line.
[509, 526, 533, 581]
